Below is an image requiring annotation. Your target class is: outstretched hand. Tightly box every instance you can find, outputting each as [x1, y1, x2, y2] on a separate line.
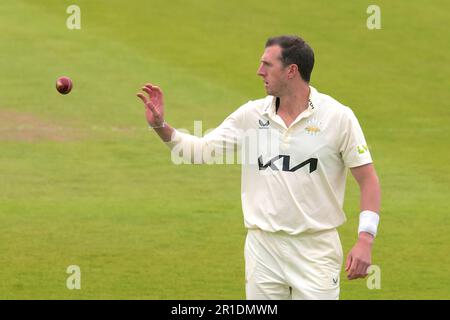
[136, 83, 165, 127]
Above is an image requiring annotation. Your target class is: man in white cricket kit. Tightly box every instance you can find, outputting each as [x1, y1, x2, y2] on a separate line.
[137, 35, 381, 300]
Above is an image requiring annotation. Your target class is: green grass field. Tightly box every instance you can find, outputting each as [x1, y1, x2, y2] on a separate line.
[1, 0, 449, 299]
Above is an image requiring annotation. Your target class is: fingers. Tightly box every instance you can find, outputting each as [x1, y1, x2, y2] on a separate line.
[136, 92, 148, 104]
[142, 83, 162, 96]
[142, 86, 152, 97]
[347, 259, 370, 280]
[136, 92, 156, 113]
[357, 262, 370, 278]
[144, 83, 163, 94]
[346, 257, 356, 279]
[138, 83, 163, 104]
[345, 254, 352, 272]
[141, 85, 156, 101]
[144, 83, 163, 102]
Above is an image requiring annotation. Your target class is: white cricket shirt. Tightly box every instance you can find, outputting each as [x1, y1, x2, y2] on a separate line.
[165, 86, 373, 235]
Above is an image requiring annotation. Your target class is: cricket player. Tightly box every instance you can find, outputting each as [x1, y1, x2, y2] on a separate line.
[136, 35, 381, 300]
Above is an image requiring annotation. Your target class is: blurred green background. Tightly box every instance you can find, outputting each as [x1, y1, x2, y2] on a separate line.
[0, 0, 449, 299]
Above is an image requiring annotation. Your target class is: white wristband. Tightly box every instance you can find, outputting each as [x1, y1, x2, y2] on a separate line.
[149, 121, 166, 129]
[358, 210, 380, 237]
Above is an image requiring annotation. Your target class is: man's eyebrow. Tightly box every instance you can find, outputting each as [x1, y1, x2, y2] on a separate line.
[260, 60, 272, 65]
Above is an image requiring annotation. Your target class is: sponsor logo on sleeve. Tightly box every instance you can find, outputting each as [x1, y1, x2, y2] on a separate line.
[357, 144, 369, 155]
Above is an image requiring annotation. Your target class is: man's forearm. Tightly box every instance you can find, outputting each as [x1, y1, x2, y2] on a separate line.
[358, 177, 381, 242]
[359, 177, 381, 213]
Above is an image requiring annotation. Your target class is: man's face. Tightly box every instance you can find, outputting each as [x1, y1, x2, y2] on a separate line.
[257, 45, 288, 96]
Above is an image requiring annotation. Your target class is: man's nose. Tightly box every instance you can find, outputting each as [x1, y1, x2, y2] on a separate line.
[257, 65, 265, 76]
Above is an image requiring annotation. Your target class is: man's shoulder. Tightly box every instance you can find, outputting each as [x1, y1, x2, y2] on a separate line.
[231, 96, 273, 119]
[223, 97, 271, 127]
[313, 87, 354, 118]
[240, 96, 273, 111]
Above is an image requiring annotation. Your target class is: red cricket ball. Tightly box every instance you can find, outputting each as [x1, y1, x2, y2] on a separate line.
[56, 76, 73, 95]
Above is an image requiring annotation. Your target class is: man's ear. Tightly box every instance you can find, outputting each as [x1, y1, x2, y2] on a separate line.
[288, 64, 299, 79]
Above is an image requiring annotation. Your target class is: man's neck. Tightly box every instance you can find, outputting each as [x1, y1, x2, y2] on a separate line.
[276, 84, 310, 116]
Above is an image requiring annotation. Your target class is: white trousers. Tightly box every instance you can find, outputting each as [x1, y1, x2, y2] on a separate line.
[245, 228, 343, 300]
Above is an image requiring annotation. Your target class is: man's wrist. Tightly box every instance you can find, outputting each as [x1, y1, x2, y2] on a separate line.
[148, 121, 166, 129]
[358, 232, 374, 245]
[358, 210, 379, 237]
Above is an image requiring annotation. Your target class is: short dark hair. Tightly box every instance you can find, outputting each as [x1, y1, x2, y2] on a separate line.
[265, 35, 314, 82]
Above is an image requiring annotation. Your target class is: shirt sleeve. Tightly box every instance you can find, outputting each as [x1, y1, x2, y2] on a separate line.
[164, 102, 248, 164]
[339, 107, 373, 168]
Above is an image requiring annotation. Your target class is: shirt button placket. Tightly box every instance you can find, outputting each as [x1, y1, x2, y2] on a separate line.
[281, 130, 290, 150]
